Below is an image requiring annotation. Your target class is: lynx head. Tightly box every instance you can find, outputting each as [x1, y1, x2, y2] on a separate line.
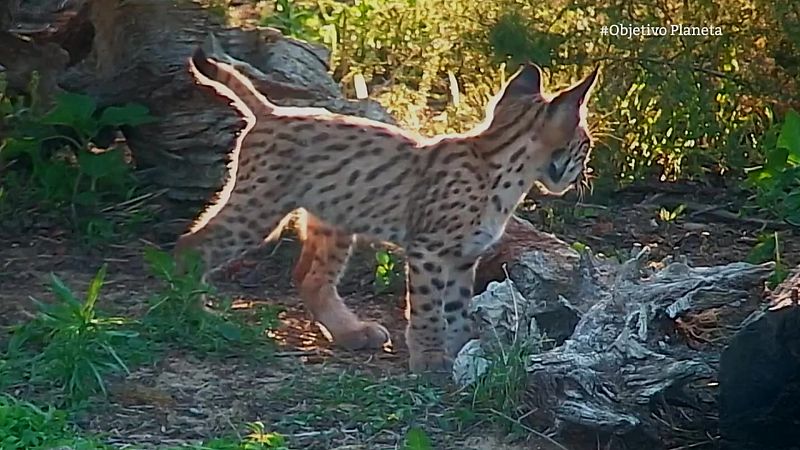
[488, 62, 599, 195]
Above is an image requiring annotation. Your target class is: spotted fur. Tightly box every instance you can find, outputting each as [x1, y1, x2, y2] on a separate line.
[176, 39, 599, 373]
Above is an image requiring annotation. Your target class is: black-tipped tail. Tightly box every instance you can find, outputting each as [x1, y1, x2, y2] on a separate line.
[188, 38, 275, 116]
[191, 45, 218, 81]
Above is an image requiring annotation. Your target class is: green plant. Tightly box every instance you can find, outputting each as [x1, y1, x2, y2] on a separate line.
[6, 266, 139, 402]
[570, 241, 590, 253]
[260, 0, 318, 41]
[0, 77, 156, 238]
[746, 109, 800, 224]
[0, 395, 287, 450]
[468, 339, 531, 419]
[746, 231, 790, 288]
[374, 248, 403, 293]
[189, 422, 289, 450]
[0, 395, 109, 450]
[143, 248, 278, 355]
[657, 203, 687, 223]
[403, 427, 434, 450]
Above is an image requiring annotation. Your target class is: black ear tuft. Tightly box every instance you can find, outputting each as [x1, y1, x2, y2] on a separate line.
[505, 62, 543, 96]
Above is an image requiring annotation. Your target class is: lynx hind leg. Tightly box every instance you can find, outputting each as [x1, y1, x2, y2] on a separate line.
[175, 186, 288, 284]
[295, 215, 390, 350]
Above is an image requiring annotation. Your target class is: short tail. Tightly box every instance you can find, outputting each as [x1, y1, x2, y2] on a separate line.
[189, 45, 275, 117]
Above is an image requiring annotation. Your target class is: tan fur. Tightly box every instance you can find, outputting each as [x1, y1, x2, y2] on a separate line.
[176, 41, 599, 373]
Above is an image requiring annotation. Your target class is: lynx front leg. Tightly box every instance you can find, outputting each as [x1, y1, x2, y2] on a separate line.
[405, 246, 451, 373]
[405, 244, 479, 373]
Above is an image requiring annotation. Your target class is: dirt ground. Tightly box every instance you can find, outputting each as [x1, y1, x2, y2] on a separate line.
[1, 184, 798, 450]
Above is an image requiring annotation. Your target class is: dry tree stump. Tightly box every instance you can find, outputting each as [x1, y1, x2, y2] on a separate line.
[465, 216, 776, 449]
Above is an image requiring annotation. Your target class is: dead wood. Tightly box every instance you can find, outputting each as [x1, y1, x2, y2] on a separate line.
[460, 216, 774, 448]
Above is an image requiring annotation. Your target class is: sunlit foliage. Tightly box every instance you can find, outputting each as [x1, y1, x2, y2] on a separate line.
[251, 0, 798, 191]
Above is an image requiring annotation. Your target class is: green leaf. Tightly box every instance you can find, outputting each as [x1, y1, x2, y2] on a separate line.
[84, 265, 108, 314]
[571, 241, 589, 253]
[73, 191, 99, 206]
[764, 146, 789, 175]
[777, 109, 800, 165]
[218, 322, 243, 342]
[49, 273, 80, 306]
[77, 147, 129, 180]
[404, 427, 433, 450]
[376, 250, 391, 266]
[98, 104, 156, 127]
[0, 137, 40, 162]
[41, 92, 96, 128]
[746, 233, 778, 264]
[143, 247, 176, 280]
[38, 162, 77, 201]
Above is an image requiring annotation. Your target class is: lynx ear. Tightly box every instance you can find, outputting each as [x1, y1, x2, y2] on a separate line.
[504, 62, 543, 97]
[551, 65, 599, 109]
[546, 66, 599, 133]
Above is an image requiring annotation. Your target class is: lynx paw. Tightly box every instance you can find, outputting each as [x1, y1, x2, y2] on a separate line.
[335, 321, 390, 350]
[408, 350, 453, 375]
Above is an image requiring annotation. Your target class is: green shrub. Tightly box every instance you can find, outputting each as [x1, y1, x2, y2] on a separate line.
[0, 73, 156, 240]
[0, 395, 109, 450]
[747, 231, 790, 288]
[374, 248, 403, 293]
[746, 109, 800, 224]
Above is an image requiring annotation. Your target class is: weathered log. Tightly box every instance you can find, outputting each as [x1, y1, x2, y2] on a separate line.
[48, 0, 392, 231]
[456, 216, 774, 448]
[718, 265, 800, 450]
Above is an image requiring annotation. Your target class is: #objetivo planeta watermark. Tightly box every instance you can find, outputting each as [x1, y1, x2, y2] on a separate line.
[600, 23, 723, 38]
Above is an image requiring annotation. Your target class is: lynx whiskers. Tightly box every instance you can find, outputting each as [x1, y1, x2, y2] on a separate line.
[176, 36, 599, 374]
